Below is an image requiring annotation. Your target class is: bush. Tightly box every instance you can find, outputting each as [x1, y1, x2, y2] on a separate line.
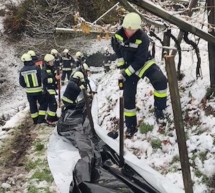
[3, 1, 31, 38]
[139, 122, 153, 134]
[151, 139, 162, 149]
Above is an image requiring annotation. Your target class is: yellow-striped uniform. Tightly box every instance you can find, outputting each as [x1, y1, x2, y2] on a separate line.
[61, 54, 75, 85]
[62, 77, 81, 110]
[19, 61, 46, 124]
[40, 63, 58, 123]
[111, 27, 167, 130]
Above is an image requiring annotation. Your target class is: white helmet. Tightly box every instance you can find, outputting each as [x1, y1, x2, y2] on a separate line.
[72, 71, 85, 82]
[122, 12, 142, 30]
[83, 63, 90, 71]
[21, 53, 32, 62]
[75, 51, 83, 58]
[44, 54, 55, 62]
[63, 49, 69, 54]
[27, 50, 36, 57]
[51, 49, 58, 55]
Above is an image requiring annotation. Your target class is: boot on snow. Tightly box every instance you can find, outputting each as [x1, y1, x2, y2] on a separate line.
[107, 130, 119, 139]
[126, 126, 137, 139]
[154, 108, 166, 126]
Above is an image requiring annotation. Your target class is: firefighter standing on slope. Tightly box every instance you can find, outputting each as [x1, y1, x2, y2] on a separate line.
[61, 49, 75, 85]
[19, 53, 46, 124]
[111, 12, 167, 138]
[39, 54, 60, 124]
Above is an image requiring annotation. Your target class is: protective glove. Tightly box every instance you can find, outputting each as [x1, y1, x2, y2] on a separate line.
[120, 70, 128, 82]
[116, 58, 125, 69]
[79, 84, 86, 90]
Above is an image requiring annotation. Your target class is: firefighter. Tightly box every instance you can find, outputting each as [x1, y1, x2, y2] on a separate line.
[19, 53, 46, 124]
[61, 49, 75, 85]
[51, 49, 62, 73]
[62, 71, 86, 110]
[75, 51, 86, 68]
[39, 54, 60, 124]
[111, 12, 167, 138]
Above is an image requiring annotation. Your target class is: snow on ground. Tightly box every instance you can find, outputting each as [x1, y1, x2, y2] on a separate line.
[47, 36, 215, 192]
[0, 1, 28, 146]
[94, 36, 215, 192]
[0, 1, 214, 192]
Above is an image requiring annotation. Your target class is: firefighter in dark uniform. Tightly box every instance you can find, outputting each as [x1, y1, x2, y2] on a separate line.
[111, 12, 167, 138]
[51, 49, 62, 73]
[62, 71, 85, 110]
[40, 54, 60, 124]
[61, 49, 75, 85]
[19, 53, 46, 124]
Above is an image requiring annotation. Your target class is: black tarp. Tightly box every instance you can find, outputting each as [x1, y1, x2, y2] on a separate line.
[57, 107, 160, 193]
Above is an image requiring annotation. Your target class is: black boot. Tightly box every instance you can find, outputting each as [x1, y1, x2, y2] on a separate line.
[154, 108, 166, 124]
[107, 130, 119, 139]
[126, 126, 137, 139]
[33, 117, 38, 125]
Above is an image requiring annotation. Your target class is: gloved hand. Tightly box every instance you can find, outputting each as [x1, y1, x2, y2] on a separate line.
[116, 58, 125, 69]
[79, 84, 86, 90]
[120, 70, 128, 82]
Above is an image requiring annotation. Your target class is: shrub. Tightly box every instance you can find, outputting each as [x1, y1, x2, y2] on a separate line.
[151, 138, 162, 149]
[139, 122, 153, 134]
[3, 1, 31, 38]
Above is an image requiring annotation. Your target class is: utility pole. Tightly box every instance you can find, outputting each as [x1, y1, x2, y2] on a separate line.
[207, 0, 215, 92]
[165, 55, 193, 193]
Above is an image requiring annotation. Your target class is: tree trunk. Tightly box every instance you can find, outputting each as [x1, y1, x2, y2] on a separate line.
[171, 0, 198, 56]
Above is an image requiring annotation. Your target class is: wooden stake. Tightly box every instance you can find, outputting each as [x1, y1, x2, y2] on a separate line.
[165, 55, 193, 193]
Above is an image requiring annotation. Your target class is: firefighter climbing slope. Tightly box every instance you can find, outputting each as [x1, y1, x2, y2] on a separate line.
[111, 12, 167, 138]
[19, 53, 47, 124]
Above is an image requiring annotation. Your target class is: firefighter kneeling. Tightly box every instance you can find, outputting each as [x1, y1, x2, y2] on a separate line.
[62, 71, 86, 111]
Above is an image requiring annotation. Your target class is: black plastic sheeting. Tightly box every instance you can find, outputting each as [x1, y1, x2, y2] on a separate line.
[57, 107, 160, 193]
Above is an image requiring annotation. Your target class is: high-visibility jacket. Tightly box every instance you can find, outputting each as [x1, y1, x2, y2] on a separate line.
[111, 28, 155, 78]
[41, 63, 57, 95]
[54, 55, 62, 69]
[62, 78, 81, 107]
[19, 61, 42, 95]
[62, 54, 75, 71]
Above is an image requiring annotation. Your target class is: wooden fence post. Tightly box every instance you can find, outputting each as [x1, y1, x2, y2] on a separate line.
[162, 29, 171, 59]
[165, 55, 193, 193]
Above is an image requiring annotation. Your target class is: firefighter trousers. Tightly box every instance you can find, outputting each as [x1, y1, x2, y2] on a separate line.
[61, 70, 72, 84]
[44, 93, 58, 122]
[123, 64, 167, 129]
[27, 93, 47, 124]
